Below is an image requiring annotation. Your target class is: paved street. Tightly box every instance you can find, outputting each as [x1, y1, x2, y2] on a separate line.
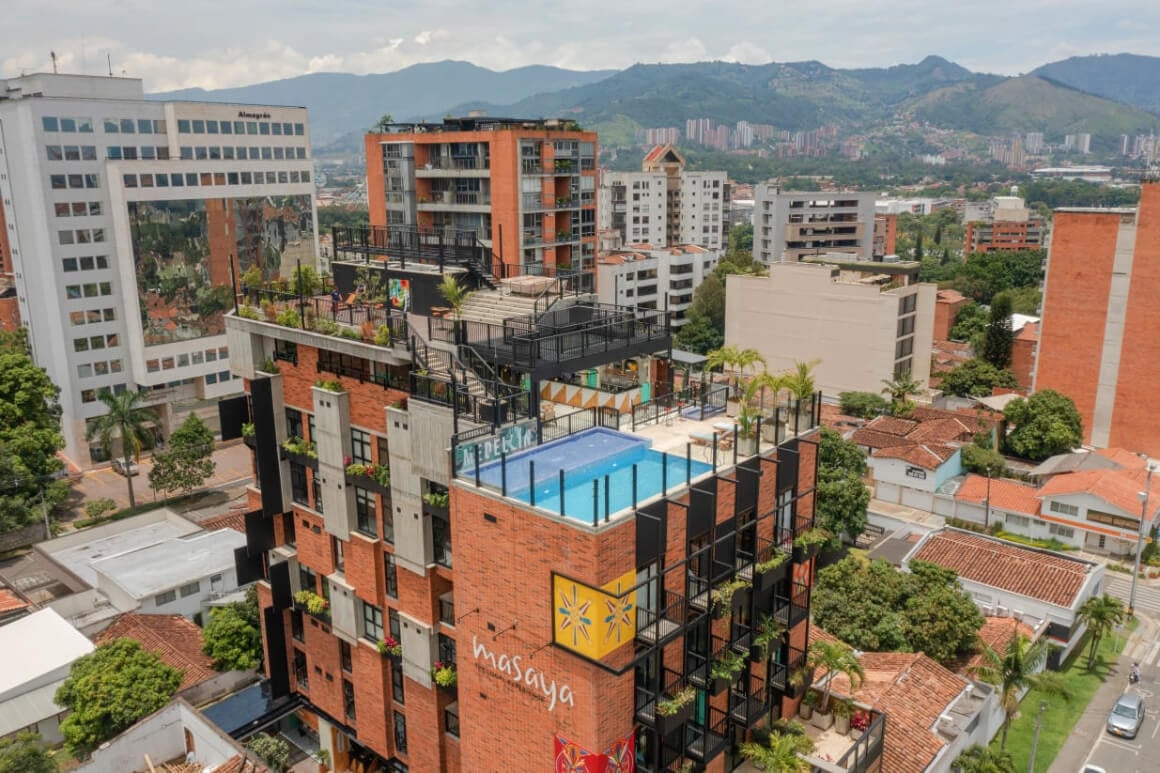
[1079, 681, 1160, 772]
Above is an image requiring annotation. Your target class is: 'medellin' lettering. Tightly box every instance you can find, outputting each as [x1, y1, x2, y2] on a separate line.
[472, 635, 575, 712]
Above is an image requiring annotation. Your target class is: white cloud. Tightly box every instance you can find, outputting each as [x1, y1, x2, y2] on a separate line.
[722, 42, 772, 66]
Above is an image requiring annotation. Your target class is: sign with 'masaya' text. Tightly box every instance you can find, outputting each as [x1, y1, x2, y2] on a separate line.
[471, 635, 575, 712]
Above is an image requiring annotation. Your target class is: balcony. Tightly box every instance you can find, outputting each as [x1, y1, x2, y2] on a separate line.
[416, 157, 490, 177]
[635, 592, 686, 646]
[684, 706, 729, 763]
[417, 191, 492, 212]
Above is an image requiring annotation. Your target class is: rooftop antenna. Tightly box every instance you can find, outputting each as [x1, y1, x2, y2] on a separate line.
[50, 51, 57, 74]
[107, 52, 112, 77]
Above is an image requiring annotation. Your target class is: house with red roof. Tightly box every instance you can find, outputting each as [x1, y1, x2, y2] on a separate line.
[853, 412, 976, 510]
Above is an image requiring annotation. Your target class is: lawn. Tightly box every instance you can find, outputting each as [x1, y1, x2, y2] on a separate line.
[994, 620, 1136, 772]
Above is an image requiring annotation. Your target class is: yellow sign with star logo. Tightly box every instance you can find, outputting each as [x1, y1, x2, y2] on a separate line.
[553, 570, 637, 660]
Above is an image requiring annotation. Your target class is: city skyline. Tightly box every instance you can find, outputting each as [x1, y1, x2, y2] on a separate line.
[3, 0, 1160, 91]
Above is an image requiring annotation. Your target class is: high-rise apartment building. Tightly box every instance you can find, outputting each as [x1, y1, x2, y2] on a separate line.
[598, 145, 728, 250]
[1035, 179, 1160, 455]
[226, 235, 837, 772]
[597, 244, 722, 327]
[753, 184, 876, 264]
[963, 196, 1047, 254]
[364, 118, 598, 277]
[0, 73, 316, 465]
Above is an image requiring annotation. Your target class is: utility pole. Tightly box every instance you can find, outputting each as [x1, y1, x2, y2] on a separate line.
[1027, 701, 1048, 773]
[1131, 462, 1155, 617]
[39, 483, 51, 539]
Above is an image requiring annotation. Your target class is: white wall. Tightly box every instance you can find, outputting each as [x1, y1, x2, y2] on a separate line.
[78, 699, 244, 773]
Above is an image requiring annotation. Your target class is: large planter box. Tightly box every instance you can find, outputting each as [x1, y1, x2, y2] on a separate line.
[811, 710, 835, 731]
[792, 542, 820, 563]
[755, 559, 790, 593]
[710, 675, 731, 696]
[346, 473, 391, 498]
[654, 701, 693, 736]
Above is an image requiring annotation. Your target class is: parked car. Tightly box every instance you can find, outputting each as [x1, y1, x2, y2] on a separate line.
[1106, 693, 1145, 739]
[1081, 766, 1108, 773]
[111, 458, 139, 477]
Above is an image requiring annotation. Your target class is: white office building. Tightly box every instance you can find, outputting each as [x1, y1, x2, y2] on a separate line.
[753, 183, 876, 264]
[596, 244, 722, 328]
[0, 73, 317, 466]
[598, 145, 727, 249]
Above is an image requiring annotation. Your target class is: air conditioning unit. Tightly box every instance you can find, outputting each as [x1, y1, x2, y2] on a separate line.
[995, 605, 1010, 618]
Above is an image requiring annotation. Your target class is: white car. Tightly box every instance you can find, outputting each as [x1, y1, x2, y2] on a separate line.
[1081, 765, 1107, 773]
[111, 458, 139, 477]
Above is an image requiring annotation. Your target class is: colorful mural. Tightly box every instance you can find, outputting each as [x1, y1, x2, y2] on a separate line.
[129, 195, 313, 346]
[553, 569, 636, 661]
[553, 732, 634, 773]
[389, 278, 411, 311]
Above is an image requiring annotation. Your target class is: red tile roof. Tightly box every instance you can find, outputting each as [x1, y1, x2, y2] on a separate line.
[96, 613, 217, 691]
[1093, 448, 1150, 470]
[910, 529, 1092, 608]
[851, 428, 916, 450]
[1015, 321, 1039, 342]
[1037, 467, 1149, 516]
[200, 510, 247, 533]
[965, 616, 1038, 673]
[0, 588, 30, 616]
[937, 289, 967, 303]
[955, 474, 1041, 516]
[873, 443, 958, 470]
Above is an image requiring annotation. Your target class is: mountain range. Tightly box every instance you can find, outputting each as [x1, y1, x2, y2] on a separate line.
[151, 54, 1160, 153]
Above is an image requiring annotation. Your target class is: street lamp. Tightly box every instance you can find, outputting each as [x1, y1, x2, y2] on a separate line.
[983, 467, 993, 530]
[1130, 461, 1156, 617]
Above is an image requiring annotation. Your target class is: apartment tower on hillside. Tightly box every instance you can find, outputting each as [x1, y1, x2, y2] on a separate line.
[0, 73, 316, 466]
[1035, 178, 1160, 456]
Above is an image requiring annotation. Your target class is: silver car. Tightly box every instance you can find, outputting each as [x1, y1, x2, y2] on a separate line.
[1106, 693, 1145, 739]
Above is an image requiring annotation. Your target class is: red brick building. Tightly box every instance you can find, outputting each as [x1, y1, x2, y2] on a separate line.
[933, 289, 969, 341]
[1035, 180, 1160, 454]
[225, 233, 844, 773]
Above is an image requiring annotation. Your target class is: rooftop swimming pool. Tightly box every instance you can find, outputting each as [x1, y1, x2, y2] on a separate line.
[471, 428, 713, 523]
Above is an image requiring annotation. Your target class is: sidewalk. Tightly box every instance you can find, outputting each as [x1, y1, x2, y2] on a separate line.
[1046, 614, 1159, 773]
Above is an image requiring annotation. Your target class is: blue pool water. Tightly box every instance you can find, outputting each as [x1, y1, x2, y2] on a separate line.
[474, 428, 713, 523]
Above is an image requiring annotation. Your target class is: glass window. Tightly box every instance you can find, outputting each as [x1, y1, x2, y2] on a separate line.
[191, 120, 205, 133]
[206, 119, 219, 134]
[103, 118, 119, 133]
[234, 121, 245, 133]
[391, 658, 404, 703]
[63, 145, 80, 161]
[96, 255, 108, 268]
[383, 504, 394, 544]
[179, 580, 200, 597]
[42, 116, 60, 132]
[294, 123, 305, 136]
[186, 173, 198, 186]
[120, 118, 135, 133]
[351, 429, 372, 466]
[84, 174, 98, 188]
[362, 602, 384, 641]
[293, 649, 308, 690]
[54, 202, 70, 217]
[195, 146, 208, 160]
[62, 258, 78, 272]
[343, 679, 356, 720]
[223, 147, 235, 160]
[261, 146, 272, 160]
[240, 171, 252, 185]
[247, 121, 258, 135]
[58, 230, 74, 245]
[355, 487, 377, 538]
[340, 641, 352, 672]
[80, 389, 97, 403]
[259, 122, 270, 135]
[180, 146, 194, 160]
[271, 122, 283, 136]
[291, 610, 304, 642]
[385, 553, 398, 598]
[177, 119, 191, 133]
[156, 173, 169, 187]
[46, 145, 64, 161]
[81, 145, 97, 161]
[50, 175, 66, 189]
[77, 364, 93, 378]
[155, 589, 177, 606]
[290, 462, 308, 505]
[393, 712, 407, 754]
[220, 121, 232, 135]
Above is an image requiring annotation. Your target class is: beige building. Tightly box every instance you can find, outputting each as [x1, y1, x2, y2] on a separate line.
[725, 262, 935, 396]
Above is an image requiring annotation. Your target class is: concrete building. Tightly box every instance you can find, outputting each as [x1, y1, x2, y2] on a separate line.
[725, 262, 936, 396]
[873, 212, 898, 259]
[222, 236, 839, 772]
[598, 145, 728, 250]
[754, 184, 876, 264]
[0, 608, 94, 743]
[1030, 166, 1112, 183]
[1035, 180, 1160, 454]
[0, 73, 317, 466]
[364, 117, 598, 279]
[596, 244, 721, 327]
[963, 196, 1047, 254]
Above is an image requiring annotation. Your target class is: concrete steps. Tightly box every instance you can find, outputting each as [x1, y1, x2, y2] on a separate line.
[459, 290, 541, 326]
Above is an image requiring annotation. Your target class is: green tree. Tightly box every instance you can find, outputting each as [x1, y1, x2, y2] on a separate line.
[148, 415, 216, 498]
[203, 586, 263, 671]
[86, 391, 158, 509]
[961, 443, 1007, 477]
[781, 359, 818, 407]
[940, 358, 1020, 398]
[728, 223, 754, 253]
[971, 632, 1072, 751]
[438, 273, 473, 320]
[684, 273, 726, 332]
[992, 286, 1041, 316]
[950, 301, 988, 344]
[933, 222, 943, 245]
[981, 293, 1014, 369]
[673, 313, 722, 355]
[55, 638, 183, 754]
[740, 726, 813, 773]
[1076, 593, 1127, 671]
[951, 744, 1016, 773]
[880, 371, 924, 416]
[813, 558, 983, 665]
[839, 391, 889, 419]
[0, 732, 58, 773]
[1003, 390, 1084, 461]
[816, 428, 870, 546]
[914, 231, 924, 261]
[247, 733, 290, 773]
[805, 639, 865, 713]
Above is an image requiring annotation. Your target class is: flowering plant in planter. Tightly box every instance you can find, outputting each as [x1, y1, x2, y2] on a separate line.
[376, 636, 402, 657]
[430, 661, 457, 687]
[656, 686, 696, 717]
[851, 709, 872, 732]
[294, 590, 329, 616]
[346, 462, 391, 488]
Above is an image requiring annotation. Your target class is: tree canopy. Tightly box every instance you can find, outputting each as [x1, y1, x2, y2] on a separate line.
[949, 301, 987, 345]
[981, 293, 1014, 369]
[939, 358, 1020, 398]
[149, 414, 216, 498]
[0, 732, 57, 773]
[815, 428, 870, 546]
[673, 250, 766, 354]
[55, 638, 183, 754]
[839, 391, 889, 419]
[203, 586, 263, 671]
[813, 557, 984, 664]
[247, 733, 290, 773]
[1002, 389, 1083, 461]
[86, 390, 158, 509]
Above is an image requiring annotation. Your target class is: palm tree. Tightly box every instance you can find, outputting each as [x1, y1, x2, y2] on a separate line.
[438, 273, 473, 320]
[705, 345, 739, 386]
[86, 390, 158, 509]
[806, 640, 865, 714]
[971, 633, 1073, 751]
[782, 359, 820, 409]
[734, 348, 767, 384]
[951, 744, 1016, 773]
[373, 113, 393, 133]
[740, 725, 814, 773]
[880, 370, 924, 416]
[1076, 593, 1127, 671]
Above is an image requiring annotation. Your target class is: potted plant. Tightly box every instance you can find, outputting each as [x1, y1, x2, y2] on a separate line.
[282, 435, 318, 460]
[423, 491, 450, 509]
[376, 636, 402, 659]
[711, 577, 751, 618]
[850, 709, 871, 740]
[792, 527, 830, 562]
[754, 548, 790, 592]
[787, 664, 813, 699]
[833, 699, 854, 735]
[798, 689, 817, 720]
[654, 685, 696, 736]
[431, 661, 457, 689]
[750, 615, 786, 662]
[736, 404, 760, 456]
[804, 640, 864, 732]
[294, 589, 329, 617]
[710, 651, 745, 695]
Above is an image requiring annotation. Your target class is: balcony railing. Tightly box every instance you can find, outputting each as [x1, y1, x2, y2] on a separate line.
[636, 592, 686, 646]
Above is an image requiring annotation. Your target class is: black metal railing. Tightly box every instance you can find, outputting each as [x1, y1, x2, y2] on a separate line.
[838, 709, 886, 773]
[684, 706, 728, 762]
[540, 405, 622, 442]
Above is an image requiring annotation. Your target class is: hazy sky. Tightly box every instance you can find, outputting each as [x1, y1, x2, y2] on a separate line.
[3, 0, 1158, 91]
